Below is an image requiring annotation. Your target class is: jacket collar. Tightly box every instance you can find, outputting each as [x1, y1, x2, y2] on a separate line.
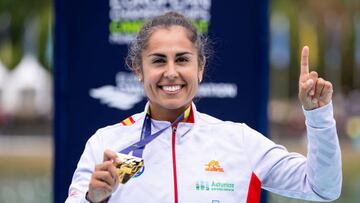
[143, 102, 196, 124]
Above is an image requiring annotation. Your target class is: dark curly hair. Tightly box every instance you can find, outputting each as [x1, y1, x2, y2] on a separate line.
[126, 11, 210, 73]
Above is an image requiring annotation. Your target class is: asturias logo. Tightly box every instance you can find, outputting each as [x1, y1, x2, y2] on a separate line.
[196, 181, 235, 192]
[205, 160, 224, 172]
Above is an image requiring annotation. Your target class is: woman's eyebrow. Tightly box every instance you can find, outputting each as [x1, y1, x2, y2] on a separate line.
[176, 52, 192, 57]
[147, 53, 166, 57]
[147, 52, 193, 57]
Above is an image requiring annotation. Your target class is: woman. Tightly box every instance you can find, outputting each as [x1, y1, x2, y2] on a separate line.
[66, 12, 341, 203]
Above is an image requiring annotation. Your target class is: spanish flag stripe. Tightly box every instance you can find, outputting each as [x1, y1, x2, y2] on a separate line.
[128, 116, 135, 124]
[120, 116, 135, 126]
[184, 106, 191, 119]
[124, 119, 132, 126]
[183, 105, 195, 123]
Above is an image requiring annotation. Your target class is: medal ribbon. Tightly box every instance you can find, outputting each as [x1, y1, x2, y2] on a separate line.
[119, 106, 192, 158]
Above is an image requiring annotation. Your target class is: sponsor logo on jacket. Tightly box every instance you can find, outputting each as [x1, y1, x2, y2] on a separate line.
[195, 181, 235, 192]
[205, 160, 224, 172]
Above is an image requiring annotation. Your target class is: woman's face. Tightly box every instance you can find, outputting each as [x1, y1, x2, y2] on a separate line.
[139, 26, 204, 116]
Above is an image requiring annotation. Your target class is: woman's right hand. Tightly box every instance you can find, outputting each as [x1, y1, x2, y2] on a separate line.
[86, 149, 119, 203]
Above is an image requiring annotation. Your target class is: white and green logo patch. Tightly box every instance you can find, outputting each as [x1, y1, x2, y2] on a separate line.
[109, 0, 212, 44]
[196, 181, 235, 192]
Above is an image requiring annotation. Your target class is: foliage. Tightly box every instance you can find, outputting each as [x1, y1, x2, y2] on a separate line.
[0, 0, 52, 69]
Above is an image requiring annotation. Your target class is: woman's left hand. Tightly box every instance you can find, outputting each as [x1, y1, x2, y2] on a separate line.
[298, 46, 333, 110]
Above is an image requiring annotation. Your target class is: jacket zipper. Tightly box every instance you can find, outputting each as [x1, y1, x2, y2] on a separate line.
[172, 125, 179, 203]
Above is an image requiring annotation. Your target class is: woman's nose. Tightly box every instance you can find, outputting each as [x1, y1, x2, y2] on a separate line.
[163, 62, 178, 80]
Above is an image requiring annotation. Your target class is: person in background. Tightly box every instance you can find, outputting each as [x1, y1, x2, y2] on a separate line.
[65, 12, 341, 203]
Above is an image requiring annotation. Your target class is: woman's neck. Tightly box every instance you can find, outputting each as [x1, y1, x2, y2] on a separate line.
[149, 103, 190, 123]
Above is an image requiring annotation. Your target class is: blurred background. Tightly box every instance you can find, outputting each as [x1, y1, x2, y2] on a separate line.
[0, 0, 359, 202]
[269, 1, 360, 202]
[0, 0, 52, 202]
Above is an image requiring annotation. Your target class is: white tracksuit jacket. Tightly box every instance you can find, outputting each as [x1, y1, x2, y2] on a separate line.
[65, 102, 342, 203]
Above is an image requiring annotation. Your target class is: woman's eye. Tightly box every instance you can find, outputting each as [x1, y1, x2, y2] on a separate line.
[152, 59, 165, 64]
[176, 57, 189, 63]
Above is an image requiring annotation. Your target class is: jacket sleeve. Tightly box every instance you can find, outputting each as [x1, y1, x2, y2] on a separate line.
[244, 101, 342, 201]
[65, 133, 103, 203]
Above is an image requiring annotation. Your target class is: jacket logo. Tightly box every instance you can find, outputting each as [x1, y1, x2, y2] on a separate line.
[120, 116, 135, 126]
[205, 160, 224, 172]
[195, 180, 234, 192]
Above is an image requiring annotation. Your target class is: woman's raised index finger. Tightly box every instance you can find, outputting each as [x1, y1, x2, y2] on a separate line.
[300, 46, 310, 78]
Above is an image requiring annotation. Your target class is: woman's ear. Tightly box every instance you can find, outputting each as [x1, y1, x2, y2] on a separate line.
[198, 68, 204, 83]
[137, 76, 143, 82]
[132, 62, 143, 82]
[198, 58, 206, 83]
[137, 72, 143, 82]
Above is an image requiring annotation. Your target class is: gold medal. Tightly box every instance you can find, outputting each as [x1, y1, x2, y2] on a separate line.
[114, 153, 144, 184]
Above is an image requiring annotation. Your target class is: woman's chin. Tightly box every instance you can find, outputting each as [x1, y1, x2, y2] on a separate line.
[152, 100, 190, 111]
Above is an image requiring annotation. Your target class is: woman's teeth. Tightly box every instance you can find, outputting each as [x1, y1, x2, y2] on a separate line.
[162, 85, 181, 92]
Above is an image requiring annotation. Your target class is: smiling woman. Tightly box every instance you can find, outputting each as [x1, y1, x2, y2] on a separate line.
[65, 12, 342, 203]
[125, 12, 207, 122]
[139, 26, 204, 122]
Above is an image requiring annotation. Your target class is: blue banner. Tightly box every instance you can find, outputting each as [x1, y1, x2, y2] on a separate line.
[54, 0, 269, 202]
